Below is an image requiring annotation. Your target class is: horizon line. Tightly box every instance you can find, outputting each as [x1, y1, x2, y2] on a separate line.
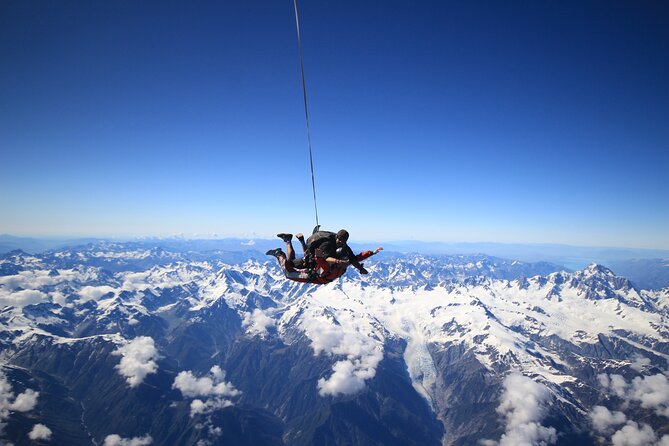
[1, 233, 669, 254]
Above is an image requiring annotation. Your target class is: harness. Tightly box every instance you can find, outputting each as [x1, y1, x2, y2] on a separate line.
[302, 230, 335, 269]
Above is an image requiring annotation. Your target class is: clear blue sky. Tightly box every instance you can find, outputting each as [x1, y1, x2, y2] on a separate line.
[1, 0, 667, 249]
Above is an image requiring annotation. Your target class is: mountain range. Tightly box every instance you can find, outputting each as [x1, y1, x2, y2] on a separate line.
[3, 234, 668, 290]
[1, 242, 669, 445]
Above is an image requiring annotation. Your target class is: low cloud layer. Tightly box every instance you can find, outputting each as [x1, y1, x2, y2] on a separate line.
[611, 421, 660, 446]
[301, 306, 384, 397]
[599, 373, 669, 417]
[594, 373, 669, 445]
[0, 269, 88, 291]
[0, 289, 48, 308]
[590, 405, 627, 433]
[485, 373, 556, 446]
[629, 374, 669, 416]
[0, 371, 40, 437]
[28, 423, 53, 441]
[0, 268, 108, 307]
[630, 354, 651, 372]
[78, 285, 117, 302]
[173, 366, 241, 417]
[113, 337, 159, 388]
[120, 272, 152, 292]
[103, 434, 153, 446]
[598, 373, 629, 398]
[242, 309, 275, 336]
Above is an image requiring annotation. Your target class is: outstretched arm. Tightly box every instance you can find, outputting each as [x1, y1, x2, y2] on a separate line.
[351, 247, 383, 275]
[354, 247, 383, 262]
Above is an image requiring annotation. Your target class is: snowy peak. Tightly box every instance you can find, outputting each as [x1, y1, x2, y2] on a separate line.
[569, 263, 638, 304]
[2, 243, 669, 445]
[584, 263, 615, 276]
[350, 253, 566, 289]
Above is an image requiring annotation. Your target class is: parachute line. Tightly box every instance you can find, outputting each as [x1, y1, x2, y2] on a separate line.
[293, 0, 319, 228]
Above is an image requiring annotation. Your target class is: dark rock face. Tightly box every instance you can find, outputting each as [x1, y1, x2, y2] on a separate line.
[222, 336, 443, 446]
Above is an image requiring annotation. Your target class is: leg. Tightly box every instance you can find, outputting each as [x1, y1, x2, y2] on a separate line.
[276, 252, 314, 282]
[296, 233, 307, 253]
[285, 240, 296, 261]
[277, 233, 294, 259]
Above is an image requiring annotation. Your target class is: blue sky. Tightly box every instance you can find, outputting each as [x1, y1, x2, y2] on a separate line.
[1, 0, 668, 249]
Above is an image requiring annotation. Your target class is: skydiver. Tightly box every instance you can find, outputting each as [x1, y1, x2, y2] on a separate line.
[266, 229, 383, 284]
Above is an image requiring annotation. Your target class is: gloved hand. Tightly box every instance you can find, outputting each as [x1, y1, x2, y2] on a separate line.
[359, 267, 368, 275]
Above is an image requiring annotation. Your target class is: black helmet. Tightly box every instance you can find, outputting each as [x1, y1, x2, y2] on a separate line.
[336, 229, 349, 242]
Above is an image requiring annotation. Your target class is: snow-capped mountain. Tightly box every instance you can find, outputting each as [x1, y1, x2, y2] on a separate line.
[1, 244, 668, 445]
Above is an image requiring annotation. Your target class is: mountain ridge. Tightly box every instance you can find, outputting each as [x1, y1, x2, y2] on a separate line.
[1, 243, 669, 445]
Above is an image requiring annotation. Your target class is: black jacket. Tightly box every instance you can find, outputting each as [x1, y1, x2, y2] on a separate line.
[307, 231, 363, 271]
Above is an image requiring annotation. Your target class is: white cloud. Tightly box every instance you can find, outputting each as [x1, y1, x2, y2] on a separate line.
[0, 274, 26, 290]
[629, 373, 669, 417]
[113, 337, 159, 388]
[172, 366, 240, 417]
[172, 366, 239, 398]
[28, 423, 52, 441]
[301, 307, 384, 397]
[78, 285, 116, 302]
[318, 352, 383, 397]
[241, 240, 255, 246]
[208, 425, 222, 437]
[318, 359, 366, 396]
[498, 374, 551, 427]
[630, 355, 651, 372]
[611, 421, 656, 446]
[598, 372, 669, 417]
[495, 373, 557, 446]
[121, 272, 151, 292]
[499, 422, 557, 446]
[0, 372, 39, 437]
[0, 269, 98, 293]
[50, 290, 69, 306]
[0, 289, 47, 308]
[590, 405, 627, 433]
[303, 313, 348, 355]
[599, 373, 629, 398]
[242, 309, 275, 336]
[190, 397, 233, 416]
[0, 271, 57, 290]
[8, 389, 38, 412]
[595, 373, 669, 445]
[103, 434, 153, 446]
